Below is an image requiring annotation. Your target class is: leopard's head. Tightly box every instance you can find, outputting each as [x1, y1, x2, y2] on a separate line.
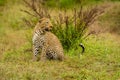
[36, 18, 53, 32]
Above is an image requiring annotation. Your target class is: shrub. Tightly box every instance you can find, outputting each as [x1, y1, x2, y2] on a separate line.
[51, 6, 105, 50]
[22, 0, 105, 51]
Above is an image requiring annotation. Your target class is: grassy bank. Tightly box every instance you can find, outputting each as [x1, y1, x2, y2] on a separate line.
[0, 32, 120, 80]
[0, 0, 120, 80]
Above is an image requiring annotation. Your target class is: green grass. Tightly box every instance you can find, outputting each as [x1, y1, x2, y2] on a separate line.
[0, 0, 6, 6]
[45, 0, 120, 8]
[46, 0, 80, 8]
[45, 0, 103, 8]
[0, 30, 120, 80]
[0, 0, 120, 80]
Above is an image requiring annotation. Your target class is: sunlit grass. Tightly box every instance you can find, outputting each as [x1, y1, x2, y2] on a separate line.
[0, 0, 120, 80]
[0, 31, 120, 80]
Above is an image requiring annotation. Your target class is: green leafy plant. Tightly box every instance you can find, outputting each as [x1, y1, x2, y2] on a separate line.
[52, 6, 105, 50]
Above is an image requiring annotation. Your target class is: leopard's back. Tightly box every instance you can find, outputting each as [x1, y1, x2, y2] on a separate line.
[45, 32, 64, 60]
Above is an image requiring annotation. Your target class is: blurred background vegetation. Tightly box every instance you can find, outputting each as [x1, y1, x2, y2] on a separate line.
[0, 0, 120, 80]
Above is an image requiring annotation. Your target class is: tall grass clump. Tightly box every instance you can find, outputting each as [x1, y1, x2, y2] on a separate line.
[51, 6, 105, 50]
[22, 0, 105, 51]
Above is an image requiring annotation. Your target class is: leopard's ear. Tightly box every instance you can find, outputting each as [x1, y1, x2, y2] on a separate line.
[38, 19, 43, 23]
[39, 18, 46, 23]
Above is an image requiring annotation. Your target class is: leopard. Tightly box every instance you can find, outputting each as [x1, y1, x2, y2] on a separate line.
[32, 18, 64, 61]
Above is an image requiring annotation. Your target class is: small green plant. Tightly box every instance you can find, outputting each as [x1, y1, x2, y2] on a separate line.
[51, 6, 105, 50]
[52, 17, 84, 50]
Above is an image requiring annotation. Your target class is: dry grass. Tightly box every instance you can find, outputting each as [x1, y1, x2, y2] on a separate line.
[0, 1, 120, 80]
[0, 31, 120, 80]
[98, 2, 120, 34]
[0, 29, 27, 57]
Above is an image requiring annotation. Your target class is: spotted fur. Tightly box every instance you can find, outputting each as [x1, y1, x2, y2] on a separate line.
[33, 18, 64, 61]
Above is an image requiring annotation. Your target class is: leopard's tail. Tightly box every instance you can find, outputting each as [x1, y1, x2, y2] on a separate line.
[79, 43, 85, 54]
